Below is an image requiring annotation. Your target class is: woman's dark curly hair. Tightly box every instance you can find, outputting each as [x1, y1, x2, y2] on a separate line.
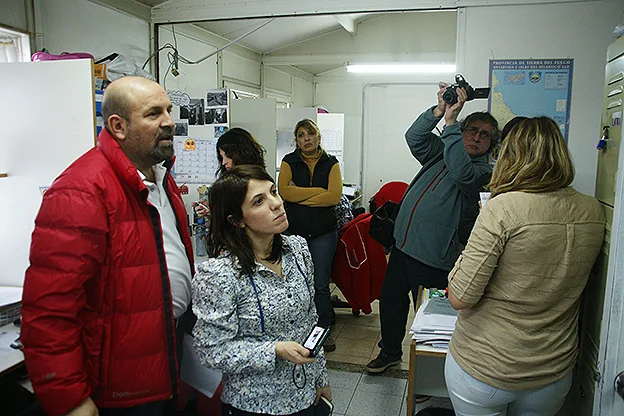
[216, 127, 266, 177]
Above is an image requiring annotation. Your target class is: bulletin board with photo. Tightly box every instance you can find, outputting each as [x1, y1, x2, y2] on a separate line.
[205, 88, 229, 127]
[169, 88, 232, 183]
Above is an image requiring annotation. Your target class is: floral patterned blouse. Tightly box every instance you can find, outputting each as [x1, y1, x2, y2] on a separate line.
[192, 234, 329, 415]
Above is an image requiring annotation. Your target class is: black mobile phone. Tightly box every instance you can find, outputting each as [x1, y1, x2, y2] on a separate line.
[303, 325, 330, 357]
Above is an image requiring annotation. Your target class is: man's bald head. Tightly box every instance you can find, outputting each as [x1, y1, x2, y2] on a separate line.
[102, 76, 163, 130]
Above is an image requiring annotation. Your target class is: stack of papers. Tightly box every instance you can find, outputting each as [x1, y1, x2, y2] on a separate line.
[409, 297, 458, 351]
[0, 286, 23, 327]
[0, 286, 22, 308]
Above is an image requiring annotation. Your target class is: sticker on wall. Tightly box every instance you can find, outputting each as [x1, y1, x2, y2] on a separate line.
[613, 111, 622, 127]
[184, 138, 196, 151]
[168, 90, 191, 107]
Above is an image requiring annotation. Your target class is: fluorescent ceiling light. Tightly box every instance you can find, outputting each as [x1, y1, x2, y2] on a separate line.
[346, 64, 456, 74]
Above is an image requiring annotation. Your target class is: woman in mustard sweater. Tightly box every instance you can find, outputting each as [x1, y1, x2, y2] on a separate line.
[278, 118, 342, 351]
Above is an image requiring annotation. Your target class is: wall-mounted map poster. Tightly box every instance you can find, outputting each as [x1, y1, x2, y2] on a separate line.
[489, 59, 573, 141]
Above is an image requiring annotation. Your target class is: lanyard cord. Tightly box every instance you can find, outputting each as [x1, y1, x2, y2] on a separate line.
[292, 363, 307, 389]
[291, 255, 313, 390]
[248, 251, 313, 390]
[248, 274, 265, 333]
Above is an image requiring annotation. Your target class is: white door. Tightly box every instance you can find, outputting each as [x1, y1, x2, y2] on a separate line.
[361, 83, 442, 206]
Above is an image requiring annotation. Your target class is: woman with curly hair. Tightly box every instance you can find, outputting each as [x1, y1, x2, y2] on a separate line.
[194, 127, 266, 217]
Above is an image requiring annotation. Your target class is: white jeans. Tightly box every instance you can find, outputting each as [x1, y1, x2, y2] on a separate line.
[444, 352, 572, 416]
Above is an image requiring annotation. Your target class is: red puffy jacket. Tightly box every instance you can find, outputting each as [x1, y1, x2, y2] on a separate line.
[21, 129, 194, 416]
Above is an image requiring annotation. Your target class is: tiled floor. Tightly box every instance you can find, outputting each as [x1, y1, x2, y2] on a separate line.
[326, 287, 454, 416]
[325, 286, 415, 372]
[328, 368, 454, 416]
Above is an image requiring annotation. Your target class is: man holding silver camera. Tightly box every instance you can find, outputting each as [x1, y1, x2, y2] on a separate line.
[366, 82, 499, 385]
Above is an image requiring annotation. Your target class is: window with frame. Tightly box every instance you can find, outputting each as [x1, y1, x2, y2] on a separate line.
[0, 26, 30, 63]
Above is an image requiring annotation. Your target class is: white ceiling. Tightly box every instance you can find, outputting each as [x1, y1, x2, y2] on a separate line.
[194, 14, 372, 55]
[146, 0, 459, 57]
[94, 0, 601, 74]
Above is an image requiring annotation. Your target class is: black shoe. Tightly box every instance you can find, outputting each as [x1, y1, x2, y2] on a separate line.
[365, 352, 401, 373]
[323, 335, 336, 352]
[413, 394, 432, 404]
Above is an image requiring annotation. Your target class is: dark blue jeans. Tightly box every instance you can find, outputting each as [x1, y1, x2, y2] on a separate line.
[307, 230, 338, 329]
[378, 247, 449, 358]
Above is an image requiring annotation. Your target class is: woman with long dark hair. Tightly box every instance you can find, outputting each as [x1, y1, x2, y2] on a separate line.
[194, 127, 266, 217]
[192, 165, 332, 416]
[215, 127, 265, 176]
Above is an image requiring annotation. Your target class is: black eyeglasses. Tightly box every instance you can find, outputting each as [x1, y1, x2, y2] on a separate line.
[464, 126, 493, 141]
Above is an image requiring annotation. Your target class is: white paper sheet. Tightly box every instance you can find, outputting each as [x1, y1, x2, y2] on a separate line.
[180, 335, 222, 398]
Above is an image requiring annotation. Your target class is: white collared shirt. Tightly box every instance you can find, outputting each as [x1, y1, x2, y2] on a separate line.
[139, 163, 192, 318]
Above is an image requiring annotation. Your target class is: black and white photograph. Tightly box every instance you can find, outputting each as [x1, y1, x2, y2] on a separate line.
[174, 120, 189, 136]
[205, 107, 227, 125]
[180, 98, 205, 125]
[206, 88, 228, 106]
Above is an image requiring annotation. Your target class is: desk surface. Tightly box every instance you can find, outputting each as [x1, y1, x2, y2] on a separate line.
[0, 322, 24, 375]
[413, 340, 447, 358]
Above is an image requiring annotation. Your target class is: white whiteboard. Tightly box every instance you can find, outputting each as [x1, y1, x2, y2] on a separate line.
[0, 60, 96, 287]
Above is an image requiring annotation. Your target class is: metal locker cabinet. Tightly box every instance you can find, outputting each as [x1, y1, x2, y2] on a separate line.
[576, 35, 624, 415]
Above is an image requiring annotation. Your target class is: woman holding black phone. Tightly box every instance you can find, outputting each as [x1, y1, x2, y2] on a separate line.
[192, 165, 332, 415]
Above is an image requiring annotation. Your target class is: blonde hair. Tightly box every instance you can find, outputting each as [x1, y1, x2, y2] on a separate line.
[489, 117, 574, 198]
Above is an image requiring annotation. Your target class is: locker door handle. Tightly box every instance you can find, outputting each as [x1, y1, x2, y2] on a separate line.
[607, 99, 622, 110]
[608, 86, 623, 97]
[608, 72, 624, 85]
[615, 371, 624, 400]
